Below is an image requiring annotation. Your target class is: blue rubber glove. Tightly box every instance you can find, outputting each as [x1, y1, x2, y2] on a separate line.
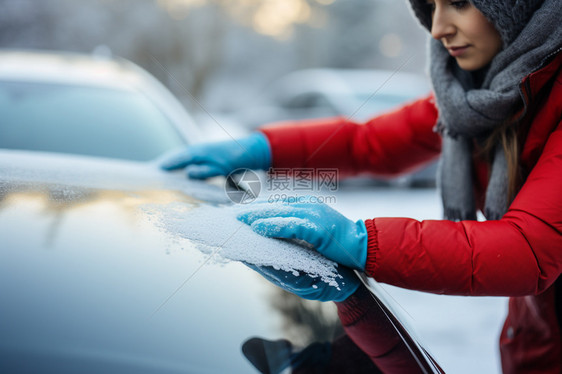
[246, 263, 360, 302]
[237, 200, 368, 271]
[160, 133, 271, 179]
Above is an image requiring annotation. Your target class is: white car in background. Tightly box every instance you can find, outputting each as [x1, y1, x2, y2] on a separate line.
[0, 49, 202, 160]
[235, 68, 431, 128]
[235, 68, 437, 187]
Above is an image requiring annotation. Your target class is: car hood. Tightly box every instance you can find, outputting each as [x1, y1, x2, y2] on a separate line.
[0, 150, 347, 373]
[0, 150, 443, 373]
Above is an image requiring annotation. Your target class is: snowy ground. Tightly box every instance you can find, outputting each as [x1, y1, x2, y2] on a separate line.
[331, 185, 507, 374]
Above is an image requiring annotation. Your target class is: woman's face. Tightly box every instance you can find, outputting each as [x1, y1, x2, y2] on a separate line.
[426, 0, 503, 71]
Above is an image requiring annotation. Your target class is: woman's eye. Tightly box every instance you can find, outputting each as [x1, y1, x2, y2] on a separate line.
[450, 0, 469, 10]
[426, 0, 469, 14]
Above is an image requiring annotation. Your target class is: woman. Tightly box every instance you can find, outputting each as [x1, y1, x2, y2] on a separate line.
[163, 0, 562, 372]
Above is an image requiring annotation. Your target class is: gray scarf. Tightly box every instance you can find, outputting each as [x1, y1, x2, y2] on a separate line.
[426, 0, 562, 220]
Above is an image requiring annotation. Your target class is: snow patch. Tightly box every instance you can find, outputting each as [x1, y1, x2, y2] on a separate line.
[143, 202, 345, 288]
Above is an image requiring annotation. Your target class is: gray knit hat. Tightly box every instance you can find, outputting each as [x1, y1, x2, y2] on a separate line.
[408, 0, 545, 45]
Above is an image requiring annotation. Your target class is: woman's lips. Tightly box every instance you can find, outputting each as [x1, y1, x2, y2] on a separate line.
[447, 45, 470, 57]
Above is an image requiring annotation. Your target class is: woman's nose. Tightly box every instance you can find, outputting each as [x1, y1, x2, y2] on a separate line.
[430, 7, 456, 40]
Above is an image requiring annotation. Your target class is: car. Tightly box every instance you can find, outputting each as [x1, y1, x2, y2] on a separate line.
[234, 68, 437, 188]
[0, 49, 203, 162]
[0, 150, 447, 374]
[0, 50, 445, 373]
[234, 68, 431, 129]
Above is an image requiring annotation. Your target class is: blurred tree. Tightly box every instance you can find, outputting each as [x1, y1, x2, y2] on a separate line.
[0, 0, 427, 118]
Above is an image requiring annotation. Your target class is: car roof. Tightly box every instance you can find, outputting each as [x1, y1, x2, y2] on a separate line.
[0, 49, 146, 90]
[269, 68, 431, 97]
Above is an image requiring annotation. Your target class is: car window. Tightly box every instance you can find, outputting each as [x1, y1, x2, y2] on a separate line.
[0, 80, 187, 161]
[283, 92, 333, 110]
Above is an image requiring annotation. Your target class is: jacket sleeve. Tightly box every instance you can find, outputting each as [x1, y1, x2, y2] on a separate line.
[364, 120, 562, 297]
[258, 95, 441, 178]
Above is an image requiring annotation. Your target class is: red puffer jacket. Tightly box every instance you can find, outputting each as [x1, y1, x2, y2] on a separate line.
[259, 51, 562, 373]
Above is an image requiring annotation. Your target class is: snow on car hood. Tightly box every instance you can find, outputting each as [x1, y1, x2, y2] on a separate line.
[1, 149, 344, 288]
[144, 201, 344, 288]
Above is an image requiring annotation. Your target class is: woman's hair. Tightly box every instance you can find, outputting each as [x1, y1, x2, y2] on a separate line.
[482, 119, 523, 205]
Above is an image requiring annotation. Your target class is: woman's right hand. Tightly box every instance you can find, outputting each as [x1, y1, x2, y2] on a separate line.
[160, 132, 272, 179]
[245, 262, 360, 303]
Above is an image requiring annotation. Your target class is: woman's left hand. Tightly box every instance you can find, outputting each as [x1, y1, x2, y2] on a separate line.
[237, 199, 368, 271]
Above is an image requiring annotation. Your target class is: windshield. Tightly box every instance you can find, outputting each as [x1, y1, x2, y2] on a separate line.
[0, 80, 187, 161]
